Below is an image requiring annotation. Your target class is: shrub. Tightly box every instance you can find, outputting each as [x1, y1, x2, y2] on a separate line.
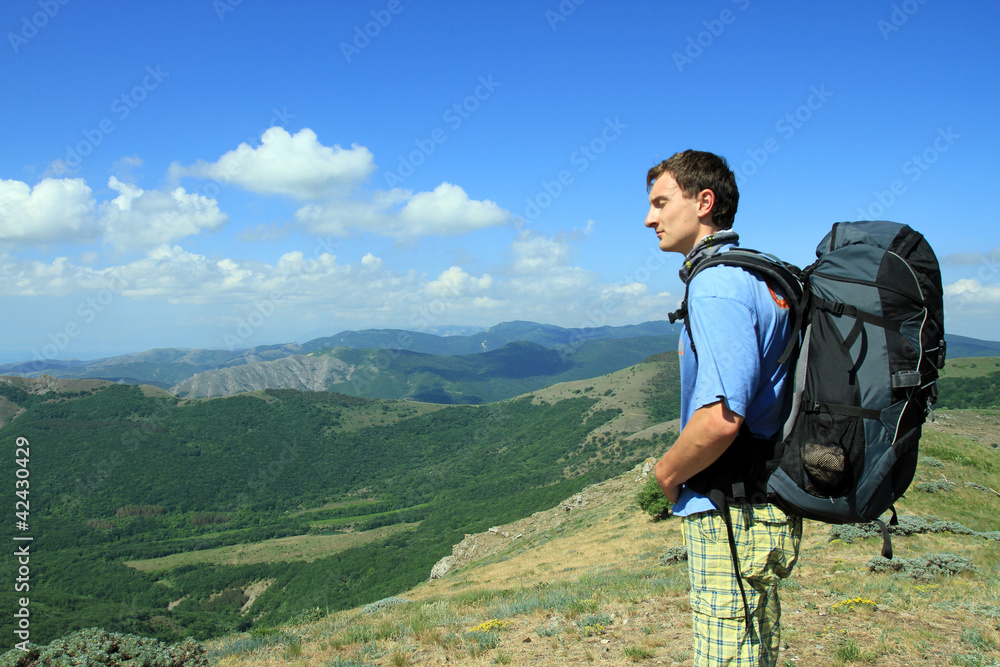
[209, 633, 291, 660]
[578, 613, 612, 636]
[362, 597, 412, 614]
[287, 607, 326, 625]
[658, 546, 688, 566]
[914, 479, 955, 493]
[829, 515, 990, 543]
[1, 628, 206, 667]
[867, 552, 977, 580]
[463, 630, 499, 656]
[636, 476, 672, 520]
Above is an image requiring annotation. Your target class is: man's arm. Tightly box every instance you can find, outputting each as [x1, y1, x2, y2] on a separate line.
[654, 400, 744, 503]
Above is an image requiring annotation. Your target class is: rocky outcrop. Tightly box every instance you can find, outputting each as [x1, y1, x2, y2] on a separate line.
[171, 355, 358, 398]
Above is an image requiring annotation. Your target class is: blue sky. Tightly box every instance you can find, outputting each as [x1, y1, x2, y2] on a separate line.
[1, 0, 998, 363]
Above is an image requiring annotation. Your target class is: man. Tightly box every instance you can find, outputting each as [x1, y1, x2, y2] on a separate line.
[646, 150, 802, 666]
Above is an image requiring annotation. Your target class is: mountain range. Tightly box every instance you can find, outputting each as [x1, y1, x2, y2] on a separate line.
[3, 322, 998, 404]
[1, 321, 680, 402]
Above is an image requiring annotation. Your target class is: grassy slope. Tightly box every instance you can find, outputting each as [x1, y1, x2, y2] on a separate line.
[125, 523, 422, 571]
[938, 356, 1000, 379]
[206, 410, 1000, 667]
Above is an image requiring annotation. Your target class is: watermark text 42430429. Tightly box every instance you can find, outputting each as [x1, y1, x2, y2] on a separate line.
[13, 436, 34, 651]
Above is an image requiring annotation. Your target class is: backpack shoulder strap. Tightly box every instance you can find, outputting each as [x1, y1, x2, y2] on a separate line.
[671, 249, 804, 362]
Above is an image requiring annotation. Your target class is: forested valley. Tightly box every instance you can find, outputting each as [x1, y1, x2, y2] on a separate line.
[0, 364, 677, 644]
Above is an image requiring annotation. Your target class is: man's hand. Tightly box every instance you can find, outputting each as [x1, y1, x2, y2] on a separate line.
[654, 461, 682, 503]
[653, 400, 744, 502]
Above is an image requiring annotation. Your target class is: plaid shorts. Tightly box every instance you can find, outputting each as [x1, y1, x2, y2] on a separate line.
[682, 504, 802, 667]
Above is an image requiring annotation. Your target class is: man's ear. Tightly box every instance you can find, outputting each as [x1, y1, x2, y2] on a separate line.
[696, 188, 716, 220]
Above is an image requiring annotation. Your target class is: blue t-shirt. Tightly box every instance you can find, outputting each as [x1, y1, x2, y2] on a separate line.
[670, 260, 793, 516]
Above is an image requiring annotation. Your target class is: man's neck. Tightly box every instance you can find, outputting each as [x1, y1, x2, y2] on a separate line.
[678, 229, 740, 282]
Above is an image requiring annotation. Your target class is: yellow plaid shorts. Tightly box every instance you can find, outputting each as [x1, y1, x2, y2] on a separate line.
[682, 504, 802, 667]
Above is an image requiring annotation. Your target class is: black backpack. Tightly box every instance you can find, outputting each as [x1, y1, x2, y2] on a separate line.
[673, 221, 946, 551]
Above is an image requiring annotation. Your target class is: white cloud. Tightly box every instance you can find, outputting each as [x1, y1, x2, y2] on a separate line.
[0, 178, 97, 244]
[168, 127, 375, 200]
[294, 189, 405, 237]
[945, 278, 1000, 306]
[508, 231, 573, 274]
[296, 183, 510, 238]
[111, 155, 143, 182]
[396, 183, 509, 236]
[0, 253, 124, 297]
[943, 278, 1000, 340]
[426, 266, 493, 298]
[0, 216, 674, 344]
[100, 177, 229, 251]
[601, 282, 648, 300]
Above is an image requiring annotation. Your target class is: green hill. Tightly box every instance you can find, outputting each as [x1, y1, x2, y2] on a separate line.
[194, 409, 1000, 667]
[935, 356, 1000, 410]
[0, 355, 679, 646]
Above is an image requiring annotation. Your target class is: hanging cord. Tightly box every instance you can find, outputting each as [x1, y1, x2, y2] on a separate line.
[720, 499, 754, 632]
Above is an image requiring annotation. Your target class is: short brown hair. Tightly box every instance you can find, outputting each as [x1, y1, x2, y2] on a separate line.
[646, 150, 739, 229]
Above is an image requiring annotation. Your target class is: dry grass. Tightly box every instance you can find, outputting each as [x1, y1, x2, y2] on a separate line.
[203, 412, 1000, 666]
[207, 517, 998, 666]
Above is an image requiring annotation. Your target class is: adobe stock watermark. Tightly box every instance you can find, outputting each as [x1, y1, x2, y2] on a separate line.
[556, 246, 669, 361]
[878, 0, 929, 40]
[7, 0, 70, 53]
[222, 234, 339, 350]
[733, 84, 834, 184]
[27, 270, 130, 369]
[384, 75, 501, 188]
[62, 394, 177, 514]
[348, 267, 482, 394]
[51, 66, 169, 176]
[213, 0, 243, 20]
[515, 117, 628, 230]
[855, 126, 958, 221]
[340, 0, 407, 63]
[545, 0, 585, 30]
[673, 0, 751, 74]
[232, 438, 303, 510]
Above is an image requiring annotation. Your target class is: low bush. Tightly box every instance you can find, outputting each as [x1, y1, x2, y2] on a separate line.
[1, 628, 206, 667]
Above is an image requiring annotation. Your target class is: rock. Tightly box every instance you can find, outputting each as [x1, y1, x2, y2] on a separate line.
[429, 555, 453, 580]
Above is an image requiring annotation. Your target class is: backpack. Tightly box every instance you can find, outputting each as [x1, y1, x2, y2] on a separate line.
[672, 220, 946, 552]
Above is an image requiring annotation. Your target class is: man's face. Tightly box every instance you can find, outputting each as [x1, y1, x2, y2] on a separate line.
[645, 173, 706, 255]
